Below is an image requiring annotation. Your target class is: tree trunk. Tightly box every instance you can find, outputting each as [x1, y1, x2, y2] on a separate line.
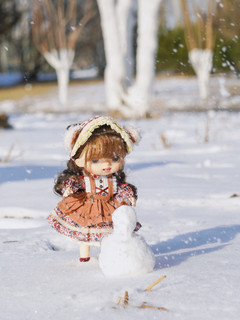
[44, 49, 74, 105]
[97, 0, 125, 109]
[56, 67, 70, 105]
[0, 44, 8, 73]
[189, 48, 213, 100]
[116, 0, 137, 86]
[97, 0, 162, 118]
[126, 0, 162, 116]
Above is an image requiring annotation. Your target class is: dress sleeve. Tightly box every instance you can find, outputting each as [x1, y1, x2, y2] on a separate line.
[115, 183, 137, 206]
[62, 176, 85, 197]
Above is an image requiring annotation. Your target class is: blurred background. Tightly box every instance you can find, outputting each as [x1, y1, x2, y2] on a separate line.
[1, 4, 240, 316]
[1, 0, 240, 122]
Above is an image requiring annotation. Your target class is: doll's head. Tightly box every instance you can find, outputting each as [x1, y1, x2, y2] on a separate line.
[65, 116, 140, 176]
[54, 116, 140, 195]
[72, 125, 127, 176]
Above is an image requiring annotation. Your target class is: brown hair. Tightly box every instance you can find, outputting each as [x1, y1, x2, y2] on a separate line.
[81, 127, 127, 163]
[54, 125, 128, 196]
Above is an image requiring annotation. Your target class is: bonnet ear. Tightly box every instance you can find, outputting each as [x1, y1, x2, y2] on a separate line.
[64, 123, 82, 151]
[124, 125, 141, 145]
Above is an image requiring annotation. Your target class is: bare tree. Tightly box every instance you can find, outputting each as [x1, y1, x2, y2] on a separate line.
[181, 0, 215, 100]
[31, 0, 95, 105]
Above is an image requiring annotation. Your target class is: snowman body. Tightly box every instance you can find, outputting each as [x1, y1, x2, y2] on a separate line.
[99, 206, 155, 277]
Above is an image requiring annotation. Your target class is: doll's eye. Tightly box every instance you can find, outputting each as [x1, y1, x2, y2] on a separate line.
[92, 160, 99, 164]
[113, 156, 120, 162]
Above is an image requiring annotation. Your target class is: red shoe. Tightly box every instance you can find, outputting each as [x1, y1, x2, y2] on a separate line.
[79, 257, 90, 262]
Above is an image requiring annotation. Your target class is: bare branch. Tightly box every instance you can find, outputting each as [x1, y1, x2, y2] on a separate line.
[31, 0, 94, 53]
[181, 0, 214, 51]
[68, 9, 96, 49]
[66, 0, 77, 26]
[180, 0, 196, 51]
[206, 0, 214, 50]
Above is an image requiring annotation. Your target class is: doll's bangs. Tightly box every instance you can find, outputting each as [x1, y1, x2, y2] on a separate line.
[85, 134, 127, 162]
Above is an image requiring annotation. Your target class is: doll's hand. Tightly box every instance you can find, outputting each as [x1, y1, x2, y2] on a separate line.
[130, 197, 136, 207]
[63, 186, 73, 198]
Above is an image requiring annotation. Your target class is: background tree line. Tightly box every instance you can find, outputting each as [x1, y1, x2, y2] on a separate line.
[1, 0, 240, 83]
[156, 0, 240, 75]
[0, 0, 105, 82]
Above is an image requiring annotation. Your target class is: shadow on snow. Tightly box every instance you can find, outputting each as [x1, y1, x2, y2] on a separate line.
[1, 161, 183, 184]
[151, 224, 240, 269]
[0, 165, 64, 184]
[126, 161, 183, 171]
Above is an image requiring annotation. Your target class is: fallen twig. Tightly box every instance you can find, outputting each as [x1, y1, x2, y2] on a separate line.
[138, 302, 168, 312]
[144, 275, 167, 292]
[123, 291, 129, 307]
[116, 276, 168, 312]
[117, 291, 129, 307]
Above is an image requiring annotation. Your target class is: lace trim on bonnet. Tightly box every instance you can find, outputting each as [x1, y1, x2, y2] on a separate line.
[64, 116, 141, 157]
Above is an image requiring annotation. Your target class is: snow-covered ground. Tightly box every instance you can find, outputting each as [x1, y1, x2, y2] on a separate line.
[1, 74, 240, 114]
[0, 76, 240, 320]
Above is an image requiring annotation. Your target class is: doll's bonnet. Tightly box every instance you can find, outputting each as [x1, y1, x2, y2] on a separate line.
[64, 116, 140, 158]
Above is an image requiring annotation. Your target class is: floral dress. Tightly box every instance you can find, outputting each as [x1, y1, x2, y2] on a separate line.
[48, 173, 137, 245]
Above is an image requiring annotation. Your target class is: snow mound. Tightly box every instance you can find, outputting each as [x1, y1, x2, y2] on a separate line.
[99, 206, 155, 277]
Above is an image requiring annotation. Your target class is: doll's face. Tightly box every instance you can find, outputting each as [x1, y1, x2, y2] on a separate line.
[74, 132, 126, 175]
[83, 156, 123, 176]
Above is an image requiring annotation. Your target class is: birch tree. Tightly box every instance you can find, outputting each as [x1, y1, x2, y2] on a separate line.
[31, 0, 94, 105]
[181, 0, 215, 100]
[97, 0, 162, 118]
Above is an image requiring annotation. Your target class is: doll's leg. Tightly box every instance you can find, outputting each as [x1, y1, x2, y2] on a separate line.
[79, 243, 90, 262]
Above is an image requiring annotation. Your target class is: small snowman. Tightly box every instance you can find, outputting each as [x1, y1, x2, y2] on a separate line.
[99, 206, 156, 277]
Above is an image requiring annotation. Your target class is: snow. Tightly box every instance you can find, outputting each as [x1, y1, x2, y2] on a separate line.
[1, 76, 240, 319]
[99, 206, 155, 277]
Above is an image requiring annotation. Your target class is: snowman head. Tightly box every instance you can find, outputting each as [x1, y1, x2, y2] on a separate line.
[112, 206, 137, 238]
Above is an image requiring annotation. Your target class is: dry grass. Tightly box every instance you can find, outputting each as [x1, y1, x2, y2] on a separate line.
[0, 83, 56, 101]
[160, 134, 171, 149]
[228, 85, 240, 95]
[0, 78, 102, 102]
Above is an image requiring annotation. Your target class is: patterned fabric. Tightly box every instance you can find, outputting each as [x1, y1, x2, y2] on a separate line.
[61, 175, 135, 203]
[115, 183, 136, 205]
[48, 208, 113, 242]
[48, 174, 137, 243]
[62, 176, 84, 197]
